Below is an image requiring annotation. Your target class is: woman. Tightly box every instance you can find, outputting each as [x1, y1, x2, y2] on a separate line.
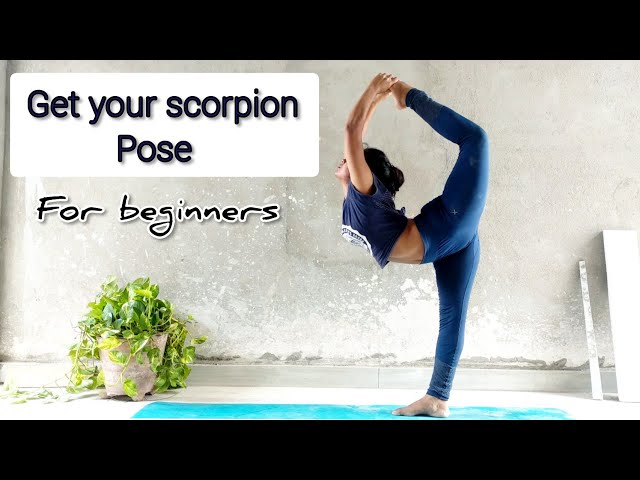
[336, 73, 489, 417]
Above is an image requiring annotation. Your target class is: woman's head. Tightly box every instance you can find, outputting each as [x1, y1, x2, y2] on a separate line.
[335, 146, 405, 196]
[335, 144, 404, 195]
[362, 147, 404, 195]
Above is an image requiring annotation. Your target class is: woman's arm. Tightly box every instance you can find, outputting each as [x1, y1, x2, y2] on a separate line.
[362, 90, 392, 140]
[344, 73, 398, 195]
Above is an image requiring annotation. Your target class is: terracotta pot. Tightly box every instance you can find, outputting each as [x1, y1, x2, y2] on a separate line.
[99, 333, 168, 401]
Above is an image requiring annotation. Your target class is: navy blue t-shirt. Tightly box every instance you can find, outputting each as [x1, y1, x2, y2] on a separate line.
[341, 173, 408, 268]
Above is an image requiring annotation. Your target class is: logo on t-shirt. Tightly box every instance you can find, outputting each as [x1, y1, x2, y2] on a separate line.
[341, 224, 372, 255]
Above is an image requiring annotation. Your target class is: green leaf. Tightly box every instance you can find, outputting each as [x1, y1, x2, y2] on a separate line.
[96, 370, 105, 387]
[87, 304, 104, 320]
[129, 310, 140, 327]
[113, 316, 124, 330]
[117, 288, 129, 304]
[167, 347, 179, 362]
[128, 300, 145, 315]
[97, 337, 122, 351]
[68, 344, 92, 360]
[77, 378, 95, 390]
[71, 371, 83, 386]
[135, 351, 145, 365]
[90, 343, 100, 359]
[131, 334, 150, 354]
[87, 375, 99, 390]
[123, 379, 137, 399]
[108, 350, 129, 366]
[135, 288, 153, 298]
[101, 277, 119, 297]
[101, 303, 116, 324]
[122, 330, 135, 339]
[190, 335, 207, 345]
[131, 277, 149, 288]
[147, 347, 162, 372]
[154, 374, 168, 393]
[137, 314, 151, 331]
[182, 346, 196, 364]
[168, 368, 182, 388]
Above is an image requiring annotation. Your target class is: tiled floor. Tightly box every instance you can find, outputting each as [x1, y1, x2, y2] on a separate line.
[1, 386, 639, 419]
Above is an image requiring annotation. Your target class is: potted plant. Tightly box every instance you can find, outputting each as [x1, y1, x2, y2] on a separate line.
[67, 276, 207, 401]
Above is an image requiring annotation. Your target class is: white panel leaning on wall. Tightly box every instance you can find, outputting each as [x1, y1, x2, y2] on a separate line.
[602, 230, 640, 402]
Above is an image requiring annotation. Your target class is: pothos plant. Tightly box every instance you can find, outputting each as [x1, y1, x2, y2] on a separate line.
[67, 276, 207, 399]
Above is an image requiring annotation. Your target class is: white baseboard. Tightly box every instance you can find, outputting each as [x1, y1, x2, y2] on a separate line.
[0, 362, 618, 393]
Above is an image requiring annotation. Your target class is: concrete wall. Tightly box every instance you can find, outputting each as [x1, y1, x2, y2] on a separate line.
[2, 60, 639, 370]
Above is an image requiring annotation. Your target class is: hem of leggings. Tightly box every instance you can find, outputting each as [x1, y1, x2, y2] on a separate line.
[405, 88, 420, 109]
[426, 388, 449, 401]
[427, 357, 456, 401]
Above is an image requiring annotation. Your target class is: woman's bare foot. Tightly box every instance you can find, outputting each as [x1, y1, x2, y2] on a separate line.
[390, 81, 413, 110]
[392, 394, 450, 418]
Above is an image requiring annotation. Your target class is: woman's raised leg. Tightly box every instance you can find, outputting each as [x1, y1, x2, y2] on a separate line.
[393, 82, 490, 237]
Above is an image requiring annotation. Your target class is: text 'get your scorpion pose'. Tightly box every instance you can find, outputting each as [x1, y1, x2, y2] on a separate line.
[336, 73, 490, 417]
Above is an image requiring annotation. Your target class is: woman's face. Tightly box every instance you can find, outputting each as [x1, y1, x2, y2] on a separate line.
[335, 158, 350, 183]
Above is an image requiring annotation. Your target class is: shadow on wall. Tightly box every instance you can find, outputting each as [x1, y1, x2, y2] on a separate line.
[587, 233, 607, 293]
[584, 231, 612, 367]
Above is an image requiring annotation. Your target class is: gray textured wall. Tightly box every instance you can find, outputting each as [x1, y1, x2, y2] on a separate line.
[2, 60, 639, 370]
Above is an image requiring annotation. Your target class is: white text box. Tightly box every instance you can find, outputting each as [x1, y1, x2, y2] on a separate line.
[10, 73, 319, 177]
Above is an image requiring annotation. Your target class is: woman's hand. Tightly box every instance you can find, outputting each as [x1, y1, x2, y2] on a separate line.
[374, 89, 393, 103]
[368, 73, 399, 95]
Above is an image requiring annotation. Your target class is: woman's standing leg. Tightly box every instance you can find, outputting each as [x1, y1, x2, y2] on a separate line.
[393, 232, 480, 417]
[391, 81, 488, 417]
[428, 232, 480, 400]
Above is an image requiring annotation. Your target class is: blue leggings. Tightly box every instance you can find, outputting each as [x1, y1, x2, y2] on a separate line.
[408, 88, 490, 401]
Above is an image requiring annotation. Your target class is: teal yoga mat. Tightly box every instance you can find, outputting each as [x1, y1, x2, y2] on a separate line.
[132, 402, 571, 420]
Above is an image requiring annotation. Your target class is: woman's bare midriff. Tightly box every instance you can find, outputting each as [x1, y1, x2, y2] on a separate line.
[388, 218, 424, 264]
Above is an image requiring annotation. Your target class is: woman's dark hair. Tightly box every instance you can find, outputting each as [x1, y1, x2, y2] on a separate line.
[363, 146, 405, 195]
